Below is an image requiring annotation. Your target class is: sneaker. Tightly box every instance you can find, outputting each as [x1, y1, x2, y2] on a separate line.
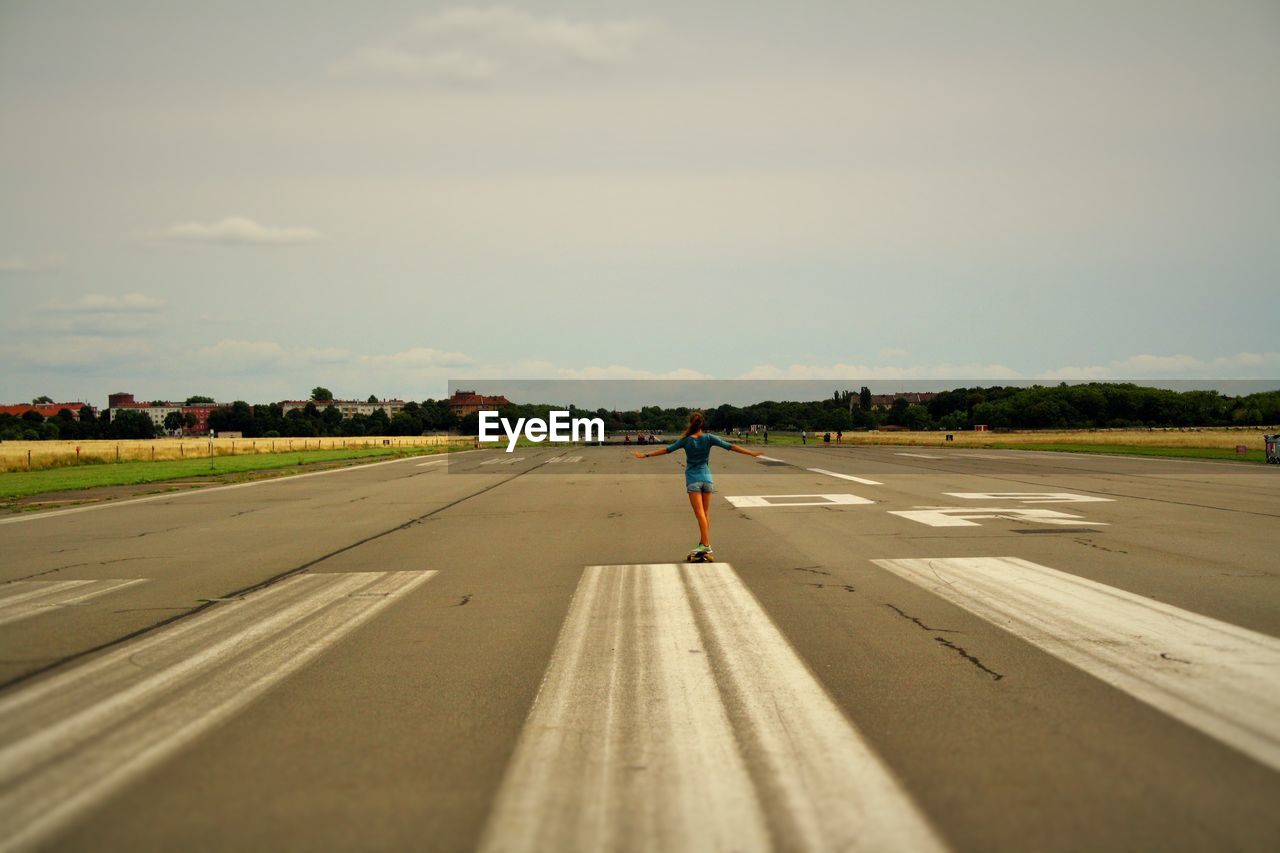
[695, 544, 712, 553]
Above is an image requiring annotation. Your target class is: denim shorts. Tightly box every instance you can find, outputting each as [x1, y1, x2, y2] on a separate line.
[686, 481, 716, 494]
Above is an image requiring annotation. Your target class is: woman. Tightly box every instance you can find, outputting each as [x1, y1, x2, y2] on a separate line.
[632, 411, 762, 559]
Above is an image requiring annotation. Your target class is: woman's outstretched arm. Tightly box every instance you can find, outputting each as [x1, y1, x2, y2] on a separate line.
[729, 443, 764, 458]
[631, 447, 670, 459]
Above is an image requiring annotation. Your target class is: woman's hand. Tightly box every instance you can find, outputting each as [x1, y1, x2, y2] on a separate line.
[631, 451, 646, 459]
[751, 450, 764, 457]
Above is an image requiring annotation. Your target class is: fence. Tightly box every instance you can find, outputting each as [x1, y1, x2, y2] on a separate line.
[0, 435, 475, 473]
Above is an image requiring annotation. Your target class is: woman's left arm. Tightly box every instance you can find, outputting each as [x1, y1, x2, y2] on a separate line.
[712, 434, 762, 457]
[632, 447, 670, 459]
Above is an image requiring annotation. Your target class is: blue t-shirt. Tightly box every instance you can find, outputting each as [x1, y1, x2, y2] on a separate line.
[666, 433, 733, 484]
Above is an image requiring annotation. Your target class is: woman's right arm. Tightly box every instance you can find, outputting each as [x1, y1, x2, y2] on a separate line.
[632, 447, 670, 459]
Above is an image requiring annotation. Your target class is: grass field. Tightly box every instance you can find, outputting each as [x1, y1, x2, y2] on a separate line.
[0, 434, 470, 474]
[988, 442, 1268, 463]
[729, 427, 1276, 461]
[0, 445, 463, 502]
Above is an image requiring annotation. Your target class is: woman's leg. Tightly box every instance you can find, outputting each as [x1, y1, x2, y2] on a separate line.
[700, 491, 713, 546]
[688, 491, 710, 546]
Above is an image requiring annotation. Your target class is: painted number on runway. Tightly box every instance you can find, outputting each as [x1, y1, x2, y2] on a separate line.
[889, 507, 1107, 527]
[725, 494, 874, 508]
[944, 492, 1113, 504]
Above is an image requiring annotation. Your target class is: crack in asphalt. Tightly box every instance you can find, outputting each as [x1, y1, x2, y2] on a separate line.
[884, 603, 959, 633]
[934, 636, 1004, 681]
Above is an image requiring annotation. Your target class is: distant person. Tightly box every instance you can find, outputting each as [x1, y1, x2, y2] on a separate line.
[631, 410, 763, 561]
[824, 432, 831, 445]
[837, 430, 843, 444]
[624, 434, 631, 445]
[801, 429, 807, 445]
[763, 427, 769, 444]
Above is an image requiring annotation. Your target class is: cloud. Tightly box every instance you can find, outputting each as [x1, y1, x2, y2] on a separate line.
[0, 336, 154, 370]
[329, 7, 655, 84]
[738, 362, 1022, 380]
[467, 359, 714, 381]
[1040, 352, 1280, 379]
[0, 255, 63, 273]
[19, 292, 166, 337]
[142, 216, 321, 245]
[43, 293, 165, 313]
[358, 347, 474, 369]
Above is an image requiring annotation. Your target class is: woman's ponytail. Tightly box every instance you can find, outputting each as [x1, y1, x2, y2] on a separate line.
[682, 411, 706, 438]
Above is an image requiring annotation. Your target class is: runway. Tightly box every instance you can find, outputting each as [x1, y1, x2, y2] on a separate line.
[1, 444, 1277, 851]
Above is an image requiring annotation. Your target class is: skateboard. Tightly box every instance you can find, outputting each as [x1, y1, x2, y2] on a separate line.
[686, 548, 715, 563]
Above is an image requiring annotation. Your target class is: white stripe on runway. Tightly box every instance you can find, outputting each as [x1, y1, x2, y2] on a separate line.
[757, 455, 786, 462]
[807, 468, 883, 485]
[479, 563, 943, 853]
[544, 455, 584, 465]
[0, 570, 434, 852]
[870, 557, 1280, 772]
[0, 579, 146, 627]
[500, 457, 525, 465]
[895, 452, 944, 459]
[415, 458, 448, 467]
[0, 450, 482, 526]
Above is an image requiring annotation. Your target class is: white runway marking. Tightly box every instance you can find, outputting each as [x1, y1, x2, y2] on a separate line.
[0, 450, 482, 526]
[889, 507, 1106, 527]
[757, 455, 786, 462]
[944, 492, 1113, 504]
[545, 456, 583, 464]
[415, 459, 448, 467]
[0, 579, 147, 627]
[0, 570, 434, 852]
[871, 557, 1280, 772]
[895, 452, 944, 459]
[479, 564, 943, 853]
[725, 494, 874, 509]
[807, 468, 883, 485]
[500, 457, 525, 465]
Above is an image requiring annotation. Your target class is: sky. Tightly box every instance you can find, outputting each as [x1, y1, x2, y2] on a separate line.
[2, 0, 1278, 406]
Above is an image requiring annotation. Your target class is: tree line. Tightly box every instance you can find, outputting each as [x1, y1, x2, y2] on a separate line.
[3, 383, 1276, 442]
[466, 383, 1280, 434]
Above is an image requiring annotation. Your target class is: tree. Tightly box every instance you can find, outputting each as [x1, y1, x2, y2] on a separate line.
[184, 395, 216, 405]
[32, 395, 54, 404]
[311, 387, 334, 402]
[110, 410, 156, 439]
[163, 411, 185, 433]
[859, 387, 872, 411]
[367, 394, 379, 405]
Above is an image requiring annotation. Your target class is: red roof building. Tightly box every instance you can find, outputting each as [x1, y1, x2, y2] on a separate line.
[0, 403, 95, 419]
[448, 390, 511, 417]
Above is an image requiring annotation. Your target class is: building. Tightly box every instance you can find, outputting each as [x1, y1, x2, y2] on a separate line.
[107, 393, 227, 434]
[0, 402, 96, 419]
[869, 392, 939, 408]
[448, 390, 511, 418]
[279, 399, 406, 419]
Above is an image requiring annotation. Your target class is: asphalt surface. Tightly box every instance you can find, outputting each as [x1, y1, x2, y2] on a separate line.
[1, 444, 1277, 852]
